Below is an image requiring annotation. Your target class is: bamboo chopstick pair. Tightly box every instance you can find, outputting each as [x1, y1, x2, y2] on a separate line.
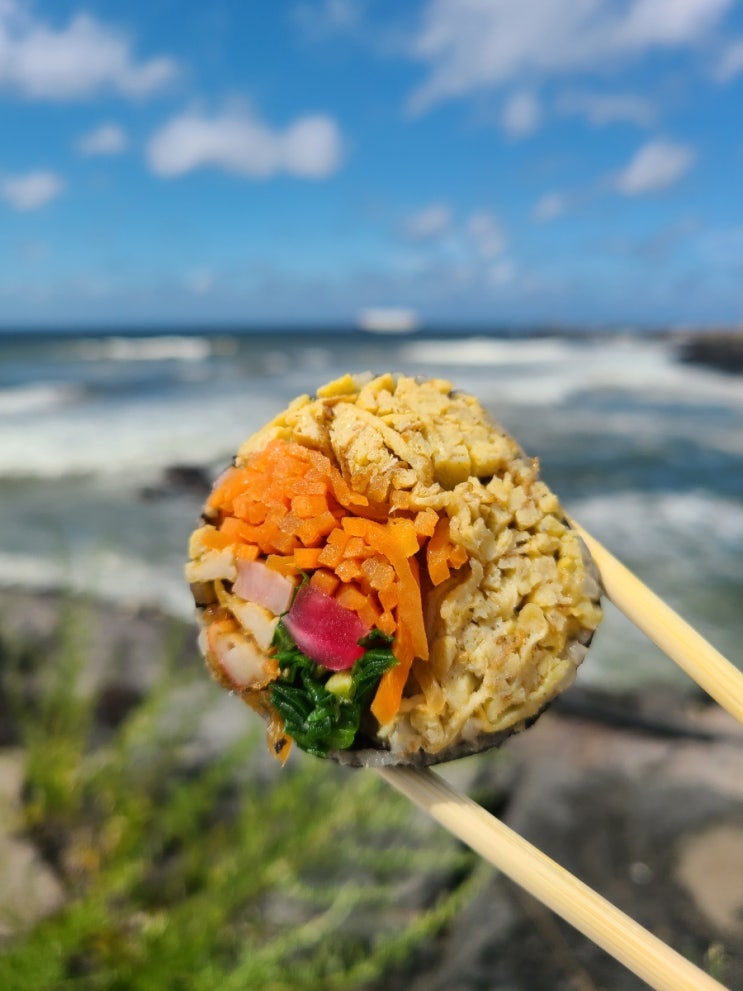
[376, 522, 743, 991]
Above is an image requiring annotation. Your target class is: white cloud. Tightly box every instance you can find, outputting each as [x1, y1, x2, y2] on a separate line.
[532, 192, 567, 222]
[147, 107, 344, 179]
[556, 90, 655, 127]
[0, 1, 177, 100]
[292, 0, 361, 40]
[402, 203, 452, 239]
[617, 0, 731, 47]
[397, 205, 514, 291]
[713, 37, 743, 81]
[0, 170, 65, 211]
[500, 91, 541, 138]
[77, 123, 128, 156]
[467, 210, 506, 258]
[615, 139, 695, 195]
[407, 0, 733, 113]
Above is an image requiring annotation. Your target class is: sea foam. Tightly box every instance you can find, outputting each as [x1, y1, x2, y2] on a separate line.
[0, 383, 83, 416]
[74, 335, 217, 363]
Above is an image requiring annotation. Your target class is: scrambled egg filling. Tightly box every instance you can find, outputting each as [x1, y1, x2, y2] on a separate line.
[188, 372, 603, 756]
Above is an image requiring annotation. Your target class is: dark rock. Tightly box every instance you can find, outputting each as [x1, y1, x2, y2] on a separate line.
[93, 681, 145, 731]
[676, 331, 743, 374]
[140, 463, 213, 500]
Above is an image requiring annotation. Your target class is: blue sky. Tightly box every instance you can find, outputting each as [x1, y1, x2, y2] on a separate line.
[2, 0, 743, 329]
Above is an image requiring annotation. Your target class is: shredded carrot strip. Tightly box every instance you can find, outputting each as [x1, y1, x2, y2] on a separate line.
[427, 516, 453, 586]
[372, 623, 414, 725]
[426, 515, 467, 586]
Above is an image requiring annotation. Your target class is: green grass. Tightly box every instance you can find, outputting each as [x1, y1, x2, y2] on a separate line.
[0, 598, 486, 991]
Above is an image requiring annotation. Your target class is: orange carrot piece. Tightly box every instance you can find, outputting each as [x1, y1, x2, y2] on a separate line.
[295, 510, 337, 547]
[207, 467, 245, 512]
[265, 554, 300, 577]
[414, 508, 439, 538]
[341, 535, 367, 559]
[376, 613, 396, 638]
[356, 597, 382, 630]
[199, 527, 234, 551]
[310, 569, 340, 597]
[243, 502, 267, 525]
[335, 582, 369, 615]
[293, 475, 328, 496]
[318, 541, 345, 569]
[426, 516, 453, 587]
[335, 558, 362, 583]
[387, 518, 420, 557]
[291, 493, 329, 518]
[360, 556, 395, 591]
[220, 516, 257, 544]
[371, 665, 406, 724]
[339, 516, 367, 538]
[363, 521, 428, 661]
[378, 581, 399, 613]
[234, 543, 260, 561]
[264, 526, 297, 556]
[371, 623, 414, 725]
[326, 527, 351, 548]
[292, 547, 323, 570]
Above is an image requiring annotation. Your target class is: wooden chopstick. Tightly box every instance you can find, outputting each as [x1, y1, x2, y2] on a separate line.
[375, 521, 743, 989]
[377, 765, 728, 991]
[570, 520, 743, 726]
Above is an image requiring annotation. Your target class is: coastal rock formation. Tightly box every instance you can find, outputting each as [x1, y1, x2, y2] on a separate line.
[676, 330, 743, 374]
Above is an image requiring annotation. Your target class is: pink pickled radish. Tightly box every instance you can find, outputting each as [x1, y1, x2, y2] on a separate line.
[284, 583, 369, 669]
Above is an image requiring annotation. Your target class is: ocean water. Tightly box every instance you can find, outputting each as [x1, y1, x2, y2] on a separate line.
[1, 328, 741, 691]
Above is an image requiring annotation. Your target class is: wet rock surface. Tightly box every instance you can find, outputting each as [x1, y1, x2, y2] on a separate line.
[1, 589, 742, 989]
[0, 750, 66, 939]
[675, 329, 743, 374]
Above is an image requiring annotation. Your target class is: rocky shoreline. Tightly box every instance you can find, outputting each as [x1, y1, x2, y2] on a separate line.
[674, 328, 743, 374]
[1, 588, 742, 989]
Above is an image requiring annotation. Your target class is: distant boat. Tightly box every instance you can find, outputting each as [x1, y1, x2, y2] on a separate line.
[355, 308, 420, 334]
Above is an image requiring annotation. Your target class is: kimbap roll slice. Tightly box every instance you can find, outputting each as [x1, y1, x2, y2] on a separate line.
[185, 373, 603, 765]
